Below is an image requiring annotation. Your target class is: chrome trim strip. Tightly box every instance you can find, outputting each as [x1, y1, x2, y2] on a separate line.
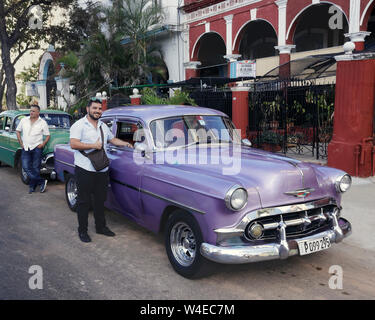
[0, 145, 16, 153]
[201, 217, 351, 264]
[55, 158, 75, 168]
[111, 178, 206, 215]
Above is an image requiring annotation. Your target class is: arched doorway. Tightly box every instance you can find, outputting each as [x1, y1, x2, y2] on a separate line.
[45, 61, 57, 108]
[196, 33, 227, 77]
[365, 5, 375, 49]
[292, 4, 349, 52]
[237, 20, 278, 60]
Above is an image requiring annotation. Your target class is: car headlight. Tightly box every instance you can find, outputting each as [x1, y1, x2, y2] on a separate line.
[225, 186, 248, 211]
[335, 174, 352, 193]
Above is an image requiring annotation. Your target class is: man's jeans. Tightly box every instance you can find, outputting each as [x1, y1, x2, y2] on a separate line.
[21, 147, 44, 190]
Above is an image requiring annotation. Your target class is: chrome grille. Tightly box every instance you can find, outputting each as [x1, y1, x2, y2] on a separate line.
[245, 205, 336, 242]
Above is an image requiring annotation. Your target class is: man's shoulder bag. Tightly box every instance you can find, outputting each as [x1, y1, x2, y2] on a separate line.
[80, 126, 110, 171]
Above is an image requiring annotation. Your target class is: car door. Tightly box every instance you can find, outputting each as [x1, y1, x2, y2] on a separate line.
[0, 116, 16, 166]
[105, 117, 145, 222]
[0, 115, 7, 164]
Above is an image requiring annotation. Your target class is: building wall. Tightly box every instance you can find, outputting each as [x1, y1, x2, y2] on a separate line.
[180, 0, 375, 78]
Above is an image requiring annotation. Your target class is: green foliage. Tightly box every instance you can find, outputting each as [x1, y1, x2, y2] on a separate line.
[141, 88, 166, 105]
[16, 63, 39, 83]
[259, 130, 282, 145]
[141, 88, 197, 106]
[168, 90, 197, 106]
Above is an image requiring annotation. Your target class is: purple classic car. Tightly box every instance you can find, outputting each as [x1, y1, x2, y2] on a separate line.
[54, 105, 352, 278]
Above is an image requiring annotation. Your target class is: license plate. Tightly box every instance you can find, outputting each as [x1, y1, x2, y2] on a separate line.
[298, 236, 331, 256]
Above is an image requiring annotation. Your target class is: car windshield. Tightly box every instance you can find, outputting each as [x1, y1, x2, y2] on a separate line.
[14, 113, 72, 130]
[149, 115, 240, 149]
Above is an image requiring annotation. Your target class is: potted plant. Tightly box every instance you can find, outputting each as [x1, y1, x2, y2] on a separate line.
[259, 130, 282, 152]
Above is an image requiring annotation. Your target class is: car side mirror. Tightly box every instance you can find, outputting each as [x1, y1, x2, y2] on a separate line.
[242, 138, 252, 147]
[5, 126, 10, 132]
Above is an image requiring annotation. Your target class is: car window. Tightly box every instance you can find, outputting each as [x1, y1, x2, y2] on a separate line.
[40, 114, 71, 128]
[116, 120, 145, 147]
[5, 117, 12, 130]
[13, 115, 27, 131]
[0, 116, 4, 130]
[101, 118, 114, 132]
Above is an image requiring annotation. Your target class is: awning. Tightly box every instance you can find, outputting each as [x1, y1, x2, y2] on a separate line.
[260, 53, 341, 81]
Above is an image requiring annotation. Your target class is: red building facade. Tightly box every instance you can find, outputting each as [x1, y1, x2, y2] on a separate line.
[182, 0, 375, 78]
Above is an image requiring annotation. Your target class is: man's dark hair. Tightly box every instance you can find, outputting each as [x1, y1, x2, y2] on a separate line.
[30, 104, 40, 111]
[87, 99, 102, 108]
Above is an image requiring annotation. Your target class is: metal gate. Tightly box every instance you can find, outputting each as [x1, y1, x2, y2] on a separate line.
[189, 90, 232, 118]
[249, 79, 335, 160]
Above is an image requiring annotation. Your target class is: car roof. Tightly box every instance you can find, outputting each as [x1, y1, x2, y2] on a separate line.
[102, 105, 228, 124]
[0, 109, 70, 117]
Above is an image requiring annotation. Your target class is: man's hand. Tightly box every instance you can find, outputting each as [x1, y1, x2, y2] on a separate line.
[93, 138, 102, 150]
[37, 144, 44, 149]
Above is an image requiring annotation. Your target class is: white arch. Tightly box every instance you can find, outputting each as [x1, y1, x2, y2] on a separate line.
[286, 2, 349, 42]
[361, 0, 374, 26]
[38, 52, 54, 80]
[232, 18, 278, 51]
[191, 31, 226, 60]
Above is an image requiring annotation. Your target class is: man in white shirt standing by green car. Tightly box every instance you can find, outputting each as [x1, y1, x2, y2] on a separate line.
[16, 105, 50, 194]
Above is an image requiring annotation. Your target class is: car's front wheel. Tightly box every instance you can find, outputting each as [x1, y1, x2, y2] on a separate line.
[65, 174, 78, 212]
[165, 210, 211, 279]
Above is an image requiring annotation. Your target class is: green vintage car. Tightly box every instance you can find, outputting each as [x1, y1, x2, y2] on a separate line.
[0, 109, 72, 184]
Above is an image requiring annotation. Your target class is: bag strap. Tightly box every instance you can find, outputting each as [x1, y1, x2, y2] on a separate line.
[79, 124, 105, 157]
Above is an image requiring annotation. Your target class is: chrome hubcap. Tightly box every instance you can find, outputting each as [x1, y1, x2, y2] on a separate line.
[170, 222, 196, 267]
[67, 178, 78, 207]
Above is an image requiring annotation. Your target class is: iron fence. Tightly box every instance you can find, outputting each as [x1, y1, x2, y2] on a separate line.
[248, 79, 335, 160]
[189, 89, 232, 118]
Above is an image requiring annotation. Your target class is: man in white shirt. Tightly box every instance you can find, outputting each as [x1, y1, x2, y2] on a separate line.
[16, 105, 50, 194]
[70, 98, 132, 243]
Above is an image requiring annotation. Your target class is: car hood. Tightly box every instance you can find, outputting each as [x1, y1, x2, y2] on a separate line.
[156, 145, 336, 209]
[44, 129, 70, 154]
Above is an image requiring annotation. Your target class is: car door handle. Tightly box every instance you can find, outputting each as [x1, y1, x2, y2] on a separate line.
[107, 147, 117, 153]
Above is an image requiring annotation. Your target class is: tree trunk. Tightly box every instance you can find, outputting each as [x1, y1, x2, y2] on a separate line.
[1, 46, 17, 110]
[0, 69, 5, 110]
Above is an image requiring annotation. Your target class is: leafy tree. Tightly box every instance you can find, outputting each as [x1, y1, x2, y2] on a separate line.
[64, 0, 166, 113]
[0, 0, 74, 110]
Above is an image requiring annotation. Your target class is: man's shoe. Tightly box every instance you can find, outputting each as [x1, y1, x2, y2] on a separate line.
[79, 232, 92, 243]
[40, 180, 48, 193]
[96, 226, 115, 237]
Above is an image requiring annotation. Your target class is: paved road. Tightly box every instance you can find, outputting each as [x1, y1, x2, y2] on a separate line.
[0, 165, 374, 300]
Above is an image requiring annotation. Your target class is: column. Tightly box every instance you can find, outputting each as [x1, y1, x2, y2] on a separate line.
[345, 31, 371, 51]
[36, 80, 47, 109]
[346, 0, 370, 51]
[275, 0, 295, 78]
[231, 84, 251, 139]
[224, 15, 234, 56]
[184, 61, 201, 80]
[274, 45, 295, 78]
[327, 52, 375, 177]
[55, 77, 70, 111]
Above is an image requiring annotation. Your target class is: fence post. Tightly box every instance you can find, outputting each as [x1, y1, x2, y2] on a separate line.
[231, 83, 250, 139]
[130, 88, 142, 105]
[327, 47, 375, 177]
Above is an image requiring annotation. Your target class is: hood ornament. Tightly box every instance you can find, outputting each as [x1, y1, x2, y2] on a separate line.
[284, 188, 315, 198]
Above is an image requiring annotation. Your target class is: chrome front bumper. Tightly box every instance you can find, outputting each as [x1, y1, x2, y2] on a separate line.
[200, 216, 352, 264]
